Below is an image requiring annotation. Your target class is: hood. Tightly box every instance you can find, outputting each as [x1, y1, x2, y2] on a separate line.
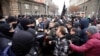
[0, 23, 14, 37]
[90, 33, 100, 40]
[20, 19, 31, 30]
[0, 32, 11, 40]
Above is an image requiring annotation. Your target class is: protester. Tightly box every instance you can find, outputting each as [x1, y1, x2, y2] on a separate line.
[6, 16, 17, 29]
[66, 21, 72, 33]
[52, 26, 68, 56]
[11, 30, 34, 56]
[79, 15, 90, 44]
[68, 28, 82, 56]
[69, 26, 100, 56]
[0, 14, 100, 56]
[0, 23, 13, 53]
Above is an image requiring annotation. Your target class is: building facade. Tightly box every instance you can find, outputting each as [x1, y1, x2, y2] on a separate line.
[0, 0, 46, 16]
[34, 0, 45, 3]
[70, 0, 88, 5]
[69, 0, 100, 17]
[18, 0, 46, 15]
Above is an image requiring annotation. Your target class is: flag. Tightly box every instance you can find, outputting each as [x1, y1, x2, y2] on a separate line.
[61, 2, 67, 19]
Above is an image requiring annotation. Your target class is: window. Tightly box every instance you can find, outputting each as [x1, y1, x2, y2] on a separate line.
[34, 6, 38, 10]
[85, 6, 87, 10]
[24, 4, 30, 9]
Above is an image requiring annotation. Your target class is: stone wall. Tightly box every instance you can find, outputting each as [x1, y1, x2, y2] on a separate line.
[0, 0, 46, 16]
[79, 0, 99, 16]
[9, 0, 19, 16]
[17, 0, 46, 15]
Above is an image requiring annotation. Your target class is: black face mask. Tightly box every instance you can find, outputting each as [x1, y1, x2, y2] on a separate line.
[2, 31, 14, 39]
[12, 23, 17, 29]
[7, 32, 14, 37]
[29, 26, 35, 29]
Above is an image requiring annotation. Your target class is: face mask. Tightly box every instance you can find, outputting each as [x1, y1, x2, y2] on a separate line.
[29, 26, 35, 29]
[7, 32, 14, 37]
[12, 23, 17, 29]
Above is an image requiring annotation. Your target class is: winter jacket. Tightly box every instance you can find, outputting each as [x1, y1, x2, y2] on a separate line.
[11, 30, 34, 56]
[79, 17, 89, 29]
[69, 34, 81, 45]
[70, 33, 100, 56]
[54, 36, 68, 56]
[0, 22, 12, 51]
[0, 32, 11, 51]
[68, 34, 82, 56]
[80, 28, 88, 44]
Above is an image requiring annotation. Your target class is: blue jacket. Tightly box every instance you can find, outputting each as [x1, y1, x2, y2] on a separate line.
[79, 17, 89, 29]
[38, 22, 45, 29]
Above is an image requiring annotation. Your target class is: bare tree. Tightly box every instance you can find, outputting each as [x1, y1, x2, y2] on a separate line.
[68, 5, 80, 13]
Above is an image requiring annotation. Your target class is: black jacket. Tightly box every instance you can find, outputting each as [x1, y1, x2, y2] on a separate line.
[11, 30, 34, 56]
[68, 34, 82, 56]
[69, 34, 81, 45]
[0, 32, 11, 51]
[0, 21, 12, 51]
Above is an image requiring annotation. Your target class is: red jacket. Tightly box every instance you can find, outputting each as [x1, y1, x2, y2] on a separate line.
[70, 33, 100, 56]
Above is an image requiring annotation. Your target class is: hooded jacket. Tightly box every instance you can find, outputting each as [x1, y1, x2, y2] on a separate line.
[79, 17, 89, 29]
[0, 23, 12, 51]
[11, 30, 34, 56]
[0, 32, 11, 51]
[70, 33, 100, 56]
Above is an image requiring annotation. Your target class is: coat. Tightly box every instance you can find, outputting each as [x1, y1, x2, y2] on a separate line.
[11, 30, 34, 56]
[0, 22, 12, 51]
[79, 17, 89, 29]
[69, 34, 81, 45]
[54, 36, 68, 56]
[70, 33, 100, 56]
[68, 34, 82, 56]
[0, 32, 11, 51]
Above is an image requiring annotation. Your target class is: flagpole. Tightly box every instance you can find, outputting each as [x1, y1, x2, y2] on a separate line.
[61, 1, 66, 19]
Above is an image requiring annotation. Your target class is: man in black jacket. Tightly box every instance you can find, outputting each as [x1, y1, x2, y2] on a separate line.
[11, 30, 34, 56]
[0, 23, 13, 52]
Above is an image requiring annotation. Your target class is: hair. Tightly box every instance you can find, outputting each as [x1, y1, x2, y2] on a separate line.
[44, 17, 47, 20]
[86, 26, 98, 34]
[71, 28, 77, 33]
[67, 21, 72, 25]
[59, 26, 66, 35]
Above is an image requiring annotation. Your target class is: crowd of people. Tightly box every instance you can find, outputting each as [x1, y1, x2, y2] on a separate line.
[0, 14, 100, 56]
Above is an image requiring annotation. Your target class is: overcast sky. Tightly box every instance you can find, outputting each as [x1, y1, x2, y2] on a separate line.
[53, 0, 70, 14]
